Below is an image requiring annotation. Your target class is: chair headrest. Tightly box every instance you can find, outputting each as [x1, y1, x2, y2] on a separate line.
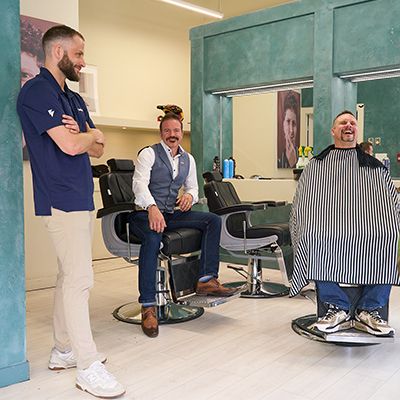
[203, 170, 223, 183]
[107, 159, 135, 172]
[91, 164, 109, 178]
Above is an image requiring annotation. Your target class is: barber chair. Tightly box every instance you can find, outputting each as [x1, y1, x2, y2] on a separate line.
[203, 171, 293, 298]
[292, 285, 395, 345]
[97, 159, 239, 326]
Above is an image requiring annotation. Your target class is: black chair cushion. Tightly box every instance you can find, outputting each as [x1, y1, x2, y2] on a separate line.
[161, 228, 202, 256]
[230, 223, 291, 246]
[114, 213, 202, 255]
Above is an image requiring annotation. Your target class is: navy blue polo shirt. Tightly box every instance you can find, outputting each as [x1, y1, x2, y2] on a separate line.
[17, 67, 95, 215]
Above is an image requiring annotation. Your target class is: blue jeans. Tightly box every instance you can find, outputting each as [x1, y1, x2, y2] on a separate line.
[130, 210, 222, 304]
[315, 281, 392, 311]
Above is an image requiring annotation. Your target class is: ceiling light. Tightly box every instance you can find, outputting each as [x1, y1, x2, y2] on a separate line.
[340, 68, 400, 82]
[158, 0, 223, 19]
[211, 79, 314, 97]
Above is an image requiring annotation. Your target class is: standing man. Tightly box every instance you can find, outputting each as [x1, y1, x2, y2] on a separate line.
[290, 110, 400, 336]
[17, 25, 125, 398]
[131, 112, 236, 338]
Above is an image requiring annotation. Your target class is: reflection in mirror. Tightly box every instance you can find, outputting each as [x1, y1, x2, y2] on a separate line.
[232, 89, 313, 180]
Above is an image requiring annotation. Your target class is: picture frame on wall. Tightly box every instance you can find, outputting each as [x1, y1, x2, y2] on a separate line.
[79, 65, 100, 116]
[277, 90, 301, 169]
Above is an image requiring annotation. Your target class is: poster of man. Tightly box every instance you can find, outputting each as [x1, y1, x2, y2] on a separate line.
[20, 15, 58, 160]
[277, 90, 300, 168]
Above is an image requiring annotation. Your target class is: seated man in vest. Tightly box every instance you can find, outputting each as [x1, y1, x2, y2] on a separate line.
[290, 110, 400, 336]
[130, 112, 236, 338]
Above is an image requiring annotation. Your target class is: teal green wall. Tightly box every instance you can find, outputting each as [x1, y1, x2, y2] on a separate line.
[358, 79, 400, 177]
[0, 0, 29, 388]
[190, 0, 400, 179]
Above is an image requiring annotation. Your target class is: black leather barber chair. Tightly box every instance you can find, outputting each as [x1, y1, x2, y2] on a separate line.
[203, 171, 293, 298]
[292, 285, 394, 346]
[97, 159, 238, 326]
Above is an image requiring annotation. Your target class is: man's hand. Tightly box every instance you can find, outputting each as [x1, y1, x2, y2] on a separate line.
[286, 140, 297, 167]
[86, 123, 105, 145]
[176, 193, 193, 212]
[148, 205, 167, 233]
[62, 114, 80, 133]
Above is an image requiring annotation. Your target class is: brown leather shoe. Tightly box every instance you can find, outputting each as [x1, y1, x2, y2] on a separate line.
[141, 306, 159, 338]
[196, 278, 237, 297]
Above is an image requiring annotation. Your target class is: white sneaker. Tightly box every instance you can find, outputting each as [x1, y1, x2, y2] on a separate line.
[76, 360, 125, 398]
[355, 309, 395, 336]
[48, 348, 107, 370]
[314, 304, 352, 333]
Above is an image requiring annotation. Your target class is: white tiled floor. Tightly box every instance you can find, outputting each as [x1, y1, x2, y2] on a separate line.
[2, 258, 400, 399]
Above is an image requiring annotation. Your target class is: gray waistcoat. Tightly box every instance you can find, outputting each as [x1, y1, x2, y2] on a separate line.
[149, 143, 190, 213]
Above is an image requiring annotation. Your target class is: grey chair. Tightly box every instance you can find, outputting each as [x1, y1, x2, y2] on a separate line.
[97, 159, 237, 326]
[203, 171, 293, 298]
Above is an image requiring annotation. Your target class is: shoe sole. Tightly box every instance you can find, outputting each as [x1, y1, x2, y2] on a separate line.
[354, 320, 395, 336]
[314, 320, 353, 333]
[49, 357, 107, 370]
[76, 383, 125, 399]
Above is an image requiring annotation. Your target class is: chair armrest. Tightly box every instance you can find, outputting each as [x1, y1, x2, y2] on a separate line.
[251, 200, 287, 207]
[212, 203, 257, 215]
[97, 203, 135, 218]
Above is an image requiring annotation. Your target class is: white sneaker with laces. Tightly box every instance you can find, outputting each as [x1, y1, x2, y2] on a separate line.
[314, 304, 352, 333]
[76, 360, 125, 398]
[48, 348, 107, 370]
[355, 309, 395, 336]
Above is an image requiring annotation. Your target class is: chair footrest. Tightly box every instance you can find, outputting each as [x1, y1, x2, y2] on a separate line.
[177, 290, 242, 307]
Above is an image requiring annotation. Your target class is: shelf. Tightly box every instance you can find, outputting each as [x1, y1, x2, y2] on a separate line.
[92, 116, 190, 132]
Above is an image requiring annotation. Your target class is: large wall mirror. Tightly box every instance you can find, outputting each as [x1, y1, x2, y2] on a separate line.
[231, 81, 400, 180]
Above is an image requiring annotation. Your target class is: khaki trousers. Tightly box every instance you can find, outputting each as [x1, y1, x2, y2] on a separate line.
[42, 208, 98, 369]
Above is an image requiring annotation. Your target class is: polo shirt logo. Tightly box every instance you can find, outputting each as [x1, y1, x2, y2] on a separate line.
[48, 109, 55, 117]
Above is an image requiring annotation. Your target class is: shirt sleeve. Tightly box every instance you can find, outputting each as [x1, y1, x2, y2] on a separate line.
[20, 81, 64, 135]
[183, 154, 199, 204]
[132, 147, 156, 209]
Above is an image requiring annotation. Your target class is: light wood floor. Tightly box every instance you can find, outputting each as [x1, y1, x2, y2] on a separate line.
[2, 259, 400, 400]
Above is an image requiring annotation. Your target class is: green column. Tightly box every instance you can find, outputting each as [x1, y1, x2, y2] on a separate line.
[313, 7, 357, 152]
[191, 36, 232, 195]
[0, 0, 29, 387]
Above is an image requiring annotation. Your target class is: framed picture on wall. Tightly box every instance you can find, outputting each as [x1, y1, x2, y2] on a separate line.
[20, 15, 59, 160]
[277, 90, 301, 169]
[79, 65, 100, 116]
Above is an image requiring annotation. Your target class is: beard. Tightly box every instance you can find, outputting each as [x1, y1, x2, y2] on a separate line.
[58, 53, 80, 82]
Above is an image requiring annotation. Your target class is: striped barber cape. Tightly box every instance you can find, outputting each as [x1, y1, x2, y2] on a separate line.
[289, 146, 400, 297]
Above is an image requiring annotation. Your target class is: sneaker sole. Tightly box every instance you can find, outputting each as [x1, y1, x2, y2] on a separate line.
[314, 320, 353, 333]
[354, 320, 395, 336]
[49, 357, 107, 371]
[76, 383, 125, 399]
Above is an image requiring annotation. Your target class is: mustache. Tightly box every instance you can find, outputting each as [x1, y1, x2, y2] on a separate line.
[167, 136, 179, 141]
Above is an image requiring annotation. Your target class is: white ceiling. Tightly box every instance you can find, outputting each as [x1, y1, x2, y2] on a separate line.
[142, 0, 297, 28]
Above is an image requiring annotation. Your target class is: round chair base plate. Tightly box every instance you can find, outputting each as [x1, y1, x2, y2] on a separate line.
[291, 314, 389, 346]
[113, 302, 204, 325]
[224, 281, 289, 298]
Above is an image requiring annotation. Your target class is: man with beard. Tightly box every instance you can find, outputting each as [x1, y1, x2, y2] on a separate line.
[17, 25, 125, 398]
[290, 110, 400, 336]
[130, 112, 236, 338]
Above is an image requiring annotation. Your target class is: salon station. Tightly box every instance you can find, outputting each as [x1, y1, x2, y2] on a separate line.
[1, 0, 400, 399]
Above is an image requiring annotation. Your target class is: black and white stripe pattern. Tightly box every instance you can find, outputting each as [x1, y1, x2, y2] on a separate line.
[289, 148, 400, 296]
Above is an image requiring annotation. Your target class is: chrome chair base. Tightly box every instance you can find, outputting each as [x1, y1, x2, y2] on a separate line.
[291, 314, 395, 346]
[113, 302, 204, 325]
[224, 280, 289, 298]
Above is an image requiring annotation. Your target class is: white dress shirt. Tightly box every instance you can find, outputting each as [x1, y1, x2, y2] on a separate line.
[132, 141, 199, 210]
